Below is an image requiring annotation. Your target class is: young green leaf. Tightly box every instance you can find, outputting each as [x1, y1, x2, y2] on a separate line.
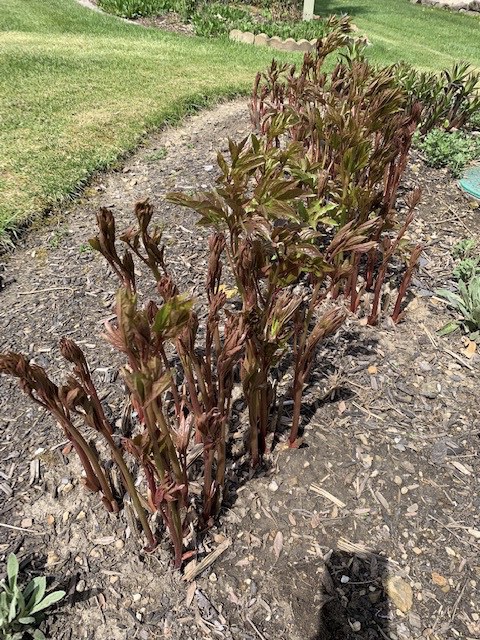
[29, 590, 65, 615]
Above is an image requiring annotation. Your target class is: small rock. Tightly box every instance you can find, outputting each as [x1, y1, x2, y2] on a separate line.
[268, 480, 279, 492]
[76, 579, 86, 593]
[133, 593, 142, 603]
[21, 518, 33, 528]
[384, 576, 413, 613]
[114, 540, 124, 550]
[76, 511, 86, 521]
[431, 572, 447, 587]
[47, 551, 60, 567]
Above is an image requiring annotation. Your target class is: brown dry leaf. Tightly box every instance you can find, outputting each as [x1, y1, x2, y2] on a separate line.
[235, 558, 250, 567]
[368, 365, 378, 374]
[186, 581, 197, 607]
[431, 572, 447, 587]
[288, 513, 297, 526]
[273, 531, 283, 559]
[311, 513, 323, 529]
[338, 400, 347, 415]
[462, 338, 477, 359]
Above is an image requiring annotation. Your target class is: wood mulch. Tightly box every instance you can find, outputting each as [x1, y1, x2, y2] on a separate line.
[0, 99, 479, 640]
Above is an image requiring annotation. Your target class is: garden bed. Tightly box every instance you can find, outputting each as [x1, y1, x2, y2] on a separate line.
[0, 99, 479, 640]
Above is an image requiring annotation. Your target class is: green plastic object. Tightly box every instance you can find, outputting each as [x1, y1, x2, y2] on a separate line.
[459, 164, 480, 200]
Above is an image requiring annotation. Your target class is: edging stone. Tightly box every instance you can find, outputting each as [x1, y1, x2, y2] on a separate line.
[229, 28, 317, 52]
[410, 0, 479, 11]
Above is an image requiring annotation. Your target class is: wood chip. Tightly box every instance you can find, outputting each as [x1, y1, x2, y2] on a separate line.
[448, 460, 472, 476]
[183, 539, 231, 581]
[273, 531, 283, 559]
[186, 580, 196, 607]
[310, 484, 346, 509]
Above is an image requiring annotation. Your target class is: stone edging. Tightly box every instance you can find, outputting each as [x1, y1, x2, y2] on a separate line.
[410, 0, 479, 13]
[229, 29, 318, 52]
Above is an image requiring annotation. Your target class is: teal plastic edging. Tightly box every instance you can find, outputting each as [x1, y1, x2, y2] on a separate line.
[459, 164, 480, 200]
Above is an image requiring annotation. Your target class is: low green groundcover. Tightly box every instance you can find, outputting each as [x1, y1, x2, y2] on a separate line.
[97, 0, 341, 40]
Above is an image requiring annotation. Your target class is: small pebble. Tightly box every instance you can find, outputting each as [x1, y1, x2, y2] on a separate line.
[76, 579, 86, 593]
[46, 552, 60, 567]
[21, 518, 33, 528]
[114, 540, 124, 550]
[133, 593, 142, 602]
[268, 480, 279, 492]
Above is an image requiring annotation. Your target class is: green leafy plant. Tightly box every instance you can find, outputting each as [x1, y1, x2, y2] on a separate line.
[452, 238, 476, 259]
[0, 553, 65, 640]
[97, 0, 172, 19]
[416, 129, 480, 177]
[453, 257, 480, 282]
[437, 276, 480, 341]
[98, 0, 196, 19]
[192, 4, 350, 40]
[450, 239, 480, 283]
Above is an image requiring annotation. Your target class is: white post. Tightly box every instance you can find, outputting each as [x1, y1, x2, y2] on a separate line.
[303, 0, 315, 21]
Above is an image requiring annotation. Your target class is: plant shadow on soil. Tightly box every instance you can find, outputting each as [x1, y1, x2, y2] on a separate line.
[278, 551, 392, 640]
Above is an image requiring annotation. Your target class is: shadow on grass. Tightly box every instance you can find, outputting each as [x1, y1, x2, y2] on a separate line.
[314, 0, 371, 18]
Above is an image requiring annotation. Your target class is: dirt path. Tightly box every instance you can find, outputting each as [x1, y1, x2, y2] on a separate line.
[0, 100, 479, 640]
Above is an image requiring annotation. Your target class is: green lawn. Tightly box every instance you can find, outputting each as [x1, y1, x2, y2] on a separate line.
[316, 0, 480, 69]
[1, 0, 479, 243]
[0, 0, 301, 244]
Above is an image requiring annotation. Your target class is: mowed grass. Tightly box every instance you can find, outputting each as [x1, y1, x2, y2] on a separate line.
[316, 0, 480, 70]
[0, 0, 301, 243]
[1, 0, 479, 242]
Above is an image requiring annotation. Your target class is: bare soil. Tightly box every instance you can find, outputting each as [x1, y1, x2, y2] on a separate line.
[0, 100, 479, 640]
